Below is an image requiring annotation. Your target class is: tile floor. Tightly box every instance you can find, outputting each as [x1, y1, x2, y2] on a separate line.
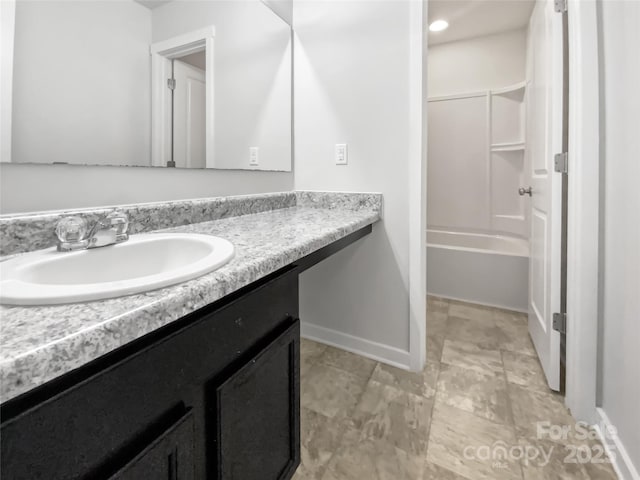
[292, 296, 618, 480]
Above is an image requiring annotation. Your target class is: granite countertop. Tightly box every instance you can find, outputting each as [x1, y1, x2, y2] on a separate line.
[0, 196, 381, 403]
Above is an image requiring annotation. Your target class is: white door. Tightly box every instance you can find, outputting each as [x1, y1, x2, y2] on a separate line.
[526, 0, 564, 391]
[173, 60, 206, 169]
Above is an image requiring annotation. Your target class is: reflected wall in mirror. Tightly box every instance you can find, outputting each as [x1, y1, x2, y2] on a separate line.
[2, 0, 292, 171]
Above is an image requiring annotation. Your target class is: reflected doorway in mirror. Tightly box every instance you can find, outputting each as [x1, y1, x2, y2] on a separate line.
[150, 26, 216, 169]
[172, 56, 206, 169]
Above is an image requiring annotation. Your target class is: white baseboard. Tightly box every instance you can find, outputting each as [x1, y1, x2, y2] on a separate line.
[301, 321, 412, 371]
[595, 408, 640, 480]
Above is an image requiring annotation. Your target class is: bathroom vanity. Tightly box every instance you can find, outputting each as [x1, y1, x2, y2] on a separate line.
[0, 191, 382, 480]
[2, 267, 301, 480]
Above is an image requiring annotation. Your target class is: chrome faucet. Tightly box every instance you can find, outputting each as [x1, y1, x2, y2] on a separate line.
[55, 210, 129, 252]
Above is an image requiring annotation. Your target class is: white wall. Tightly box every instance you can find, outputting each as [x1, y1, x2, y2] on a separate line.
[0, 163, 293, 214]
[152, 1, 292, 172]
[599, 1, 640, 477]
[294, 0, 424, 367]
[428, 28, 527, 97]
[11, 0, 152, 166]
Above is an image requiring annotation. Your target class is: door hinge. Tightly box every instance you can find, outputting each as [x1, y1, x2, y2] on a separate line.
[553, 312, 567, 334]
[554, 152, 568, 173]
[167, 78, 176, 90]
[554, 0, 568, 13]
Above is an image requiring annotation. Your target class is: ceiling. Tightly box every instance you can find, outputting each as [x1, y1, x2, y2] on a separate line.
[428, 0, 535, 46]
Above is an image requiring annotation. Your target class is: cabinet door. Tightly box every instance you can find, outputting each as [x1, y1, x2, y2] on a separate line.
[208, 318, 300, 480]
[109, 409, 195, 480]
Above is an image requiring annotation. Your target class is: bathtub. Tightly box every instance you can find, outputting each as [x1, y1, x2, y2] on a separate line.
[427, 230, 529, 312]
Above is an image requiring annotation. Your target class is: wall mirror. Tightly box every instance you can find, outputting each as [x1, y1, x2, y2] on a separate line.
[1, 0, 292, 171]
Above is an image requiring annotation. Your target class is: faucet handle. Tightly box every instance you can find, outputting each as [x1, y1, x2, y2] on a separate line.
[55, 216, 89, 251]
[106, 210, 129, 242]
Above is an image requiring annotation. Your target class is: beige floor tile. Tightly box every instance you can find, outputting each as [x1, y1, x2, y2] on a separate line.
[370, 360, 439, 399]
[321, 426, 425, 480]
[291, 469, 313, 480]
[301, 338, 328, 376]
[316, 345, 377, 381]
[445, 316, 505, 350]
[518, 437, 590, 480]
[449, 301, 495, 325]
[428, 295, 450, 313]
[296, 407, 347, 480]
[441, 339, 504, 376]
[427, 310, 448, 338]
[582, 458, 618, 480]
[502, 350, 551, 393]
[528, 424, 619, 478]
[297, 299, 594, 480]
[302, 338, 328, 359]
[576, 428, 619, 478]
[493, 308, 528, 326]
[301, 353, 316, 377]
[423, 461, 469, 479]
[351, 380, 434, 456]
[496, 319, 537, 357]
[508, 384, 575, 439]
[436, 363, 513, 425]
[301, 363, 367, 419]
[427, 334, 444, 363]
[427, 402, 522, 480]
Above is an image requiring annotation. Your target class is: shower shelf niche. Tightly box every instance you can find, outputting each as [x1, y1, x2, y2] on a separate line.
[490, 82, 527, 237]
[490, 82, 526, 147]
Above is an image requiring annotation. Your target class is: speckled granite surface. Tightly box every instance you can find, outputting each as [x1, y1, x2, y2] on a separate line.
[0, 191, 383, 256]
[295, 191, 383, 212]
[0, 192, 296, 256]
[0, 192, 382, 403]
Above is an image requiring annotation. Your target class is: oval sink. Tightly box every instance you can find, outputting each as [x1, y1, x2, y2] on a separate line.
[0, 233, 235, 306]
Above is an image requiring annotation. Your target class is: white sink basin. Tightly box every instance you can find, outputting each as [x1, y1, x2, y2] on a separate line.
[0, 233, 235, 306]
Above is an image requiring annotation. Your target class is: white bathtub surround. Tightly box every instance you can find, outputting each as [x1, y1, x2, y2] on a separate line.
[427, 230, 528, 256]
[427, 28, 530, 241]
[425, 27, 531, 326]
[426, 230, 529, 312]
[427, 83, 528, 239]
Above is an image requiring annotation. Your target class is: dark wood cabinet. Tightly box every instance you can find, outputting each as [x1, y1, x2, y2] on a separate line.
[109, 408, 196, 480]
[0, 267, 300, 480]
[210, 320, 300, 480]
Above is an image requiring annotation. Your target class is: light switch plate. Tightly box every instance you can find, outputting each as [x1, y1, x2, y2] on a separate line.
[335, 144, 348, 165]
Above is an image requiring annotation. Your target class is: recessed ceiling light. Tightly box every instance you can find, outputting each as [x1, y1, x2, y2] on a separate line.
[429, 19, 449, 32]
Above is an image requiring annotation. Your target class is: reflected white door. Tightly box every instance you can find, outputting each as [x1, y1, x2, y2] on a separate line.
[173, 60, 206, 169]
[527, 0, 563, 391]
